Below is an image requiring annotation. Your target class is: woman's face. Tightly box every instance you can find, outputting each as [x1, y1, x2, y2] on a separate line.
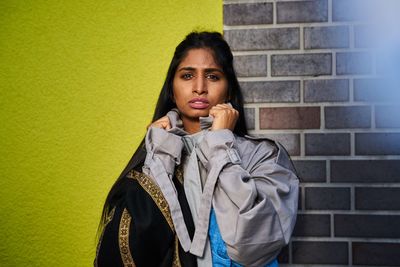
[173, 48, 228, 123]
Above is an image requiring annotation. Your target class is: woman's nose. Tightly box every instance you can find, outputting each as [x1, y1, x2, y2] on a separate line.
[193, 77, 207, 94]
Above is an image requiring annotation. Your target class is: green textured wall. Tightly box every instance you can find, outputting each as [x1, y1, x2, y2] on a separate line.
[0, 1, 221, 266]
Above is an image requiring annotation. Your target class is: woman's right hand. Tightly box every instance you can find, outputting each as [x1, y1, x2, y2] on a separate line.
[147, 116, 171, 130]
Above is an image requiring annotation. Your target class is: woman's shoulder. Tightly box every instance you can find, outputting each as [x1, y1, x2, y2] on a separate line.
[235, 134, 279, 155]
[235, 134, 296, 171]
[110, 169, 176, 230]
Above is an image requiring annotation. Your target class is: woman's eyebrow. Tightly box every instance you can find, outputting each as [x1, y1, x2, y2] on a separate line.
[177, 66, 224, 73]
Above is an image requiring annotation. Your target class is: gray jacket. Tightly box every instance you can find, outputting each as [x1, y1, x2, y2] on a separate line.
[143, 109, 299, 266]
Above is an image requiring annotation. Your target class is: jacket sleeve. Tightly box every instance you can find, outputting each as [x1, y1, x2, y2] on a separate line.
[196, 129, 299, 266]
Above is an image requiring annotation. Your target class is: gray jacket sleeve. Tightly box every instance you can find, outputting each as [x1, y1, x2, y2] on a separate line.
[196, 129, 299, 266]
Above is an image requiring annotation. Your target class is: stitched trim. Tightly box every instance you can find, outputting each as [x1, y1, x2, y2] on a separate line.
[94, 207, 116, 267]
[175, 165, 184, 185]
[127, 170, 174, 231]
[119, 208, 136, 267]
[172, 234, 182, 267]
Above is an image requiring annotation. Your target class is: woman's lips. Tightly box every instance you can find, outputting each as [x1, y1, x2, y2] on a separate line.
[188, 98, 209, 109]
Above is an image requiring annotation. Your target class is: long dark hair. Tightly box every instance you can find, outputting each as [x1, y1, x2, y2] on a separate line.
[97, 31, 247, 235]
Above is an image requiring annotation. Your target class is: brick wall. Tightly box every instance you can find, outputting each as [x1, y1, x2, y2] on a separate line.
[224, 0, 400, 266]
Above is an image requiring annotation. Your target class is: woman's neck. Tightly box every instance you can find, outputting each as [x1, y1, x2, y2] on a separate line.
[182, 117, 201, 134]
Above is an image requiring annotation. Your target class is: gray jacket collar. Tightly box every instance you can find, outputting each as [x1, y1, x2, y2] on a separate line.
[166, 108, 213, 136]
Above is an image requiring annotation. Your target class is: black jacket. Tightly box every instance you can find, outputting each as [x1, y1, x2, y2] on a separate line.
[94, 169, 197, 267]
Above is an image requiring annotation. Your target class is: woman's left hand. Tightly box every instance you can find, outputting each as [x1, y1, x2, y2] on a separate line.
[209, 104, 239, 131]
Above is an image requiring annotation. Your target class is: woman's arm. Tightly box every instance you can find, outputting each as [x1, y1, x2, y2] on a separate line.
[196, 129, 299, 266]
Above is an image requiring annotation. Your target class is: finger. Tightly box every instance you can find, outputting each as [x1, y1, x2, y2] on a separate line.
[164, 121, 171, 130]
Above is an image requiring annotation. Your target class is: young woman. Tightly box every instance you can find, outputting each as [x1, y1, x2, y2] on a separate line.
[95, 31, 299, 267]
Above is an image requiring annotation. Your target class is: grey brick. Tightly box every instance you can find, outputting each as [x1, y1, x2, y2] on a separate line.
[305, 187, 351, 210]
[332, 0, 371, 22]
[292, 160, 326, 182]
[271, 53, 332, 76]
[304, 79, 349, 102]
[244, 108, 254, 130]
[305, 133, 350, 156]
[240, 81, 300, 103]
[233, 55, 267, 77]
[292, 241, 348, 264]
[277, 0, 328, 23]
[376, 49, 400, 76]
[224, 28, 299, 51]
[356, 187, 400, 210]
[304, 26, 349, 49]
[355, 133, 400, 155]
[224, 3, 273, 26]
[336, 52, 373, 75]
[354, 25, 377, 48]
[335, 214, 400, 238]
[298, 188, 302, 210]
[353, 242, 400, 266]
[293, 214, 331, 237]
[336, 52, 372, 75]
[331, 160, 400, 183]
[325, 106, 371, 129]
[354, 78, 400, 102]
[258, 134, 300, 156]
[376, 105, 400, 128]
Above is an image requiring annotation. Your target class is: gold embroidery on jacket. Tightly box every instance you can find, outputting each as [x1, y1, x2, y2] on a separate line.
[172, 235, 182, 267]
[175, 165, 184, 185]
[127, 170, 174, 231]
[94, 207, 116, 267]
[119, 208, 136, 267]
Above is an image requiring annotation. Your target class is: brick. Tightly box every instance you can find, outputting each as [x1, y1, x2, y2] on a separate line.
[277, 245, 289, 263]
[233, 55, 267, 77]
[292, 241, 348, 264]
[271, 53, 332, 76]
[292, 160, 326, 182]
[277, 0, 328, 23]
[258, 134, 300, 156]
[336, 52, 372, 75]
[354, 78, 400, 102]
[224, 28, 299, 51]
[305, 133, 350, 156]
[353, 242, 400, 266]
[304, 79, 349, 102]
[376, 50, 400, 76]
[306, 187, 350, 210]
[304, 26, 349, 49]
[354, 25, 377, 48]
[298, 188, 302, 210]
[223, 3, 273, 25]
[244, 108, 254, 130]
[331, 160, 400, 183]
[376, 105, 400, 128]
[260, 107, 320, 129]
[325, 106, 371, 129]
[240, 81, 300, 103]
[356, 187, 400, 210]
[355, 133, 400, 155]
[293, 214, 331, 237]
[332, 0, 372, 22]
[335, 214, 400, 238]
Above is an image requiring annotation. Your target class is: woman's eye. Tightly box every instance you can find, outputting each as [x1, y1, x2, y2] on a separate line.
[206, 74, 220, 81]
[182, 73, 193, 80]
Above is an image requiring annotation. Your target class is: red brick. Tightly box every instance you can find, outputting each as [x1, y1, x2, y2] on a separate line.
[260, 107, 320, 129]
